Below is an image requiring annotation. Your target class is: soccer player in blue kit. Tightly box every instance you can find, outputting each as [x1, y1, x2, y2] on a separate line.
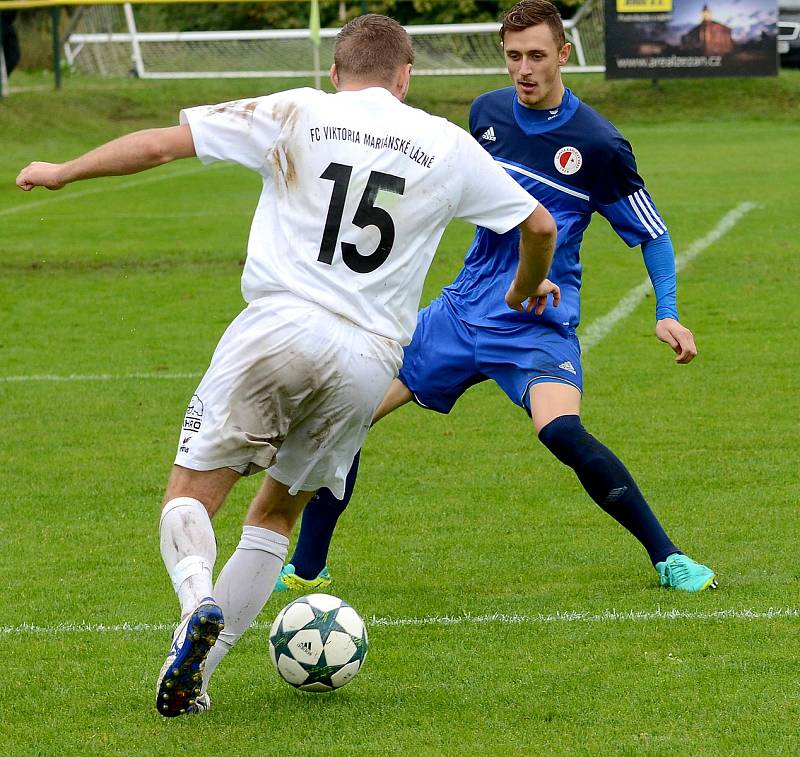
[277, 0, 717, 593]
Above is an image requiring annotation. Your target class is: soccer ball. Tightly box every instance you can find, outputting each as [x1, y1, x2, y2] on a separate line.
[268, 593, 368, 692]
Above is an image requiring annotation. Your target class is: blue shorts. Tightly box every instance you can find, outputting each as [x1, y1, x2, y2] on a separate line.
[398, 296, 583, 414]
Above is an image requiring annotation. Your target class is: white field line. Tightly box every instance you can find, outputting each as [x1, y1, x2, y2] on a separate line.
[1, 202, 756, 385]
[581, 201, 758, 354]
[1, 607, 797, 637]
[0, 372, 202, 384]
[0, 161, 222, 219]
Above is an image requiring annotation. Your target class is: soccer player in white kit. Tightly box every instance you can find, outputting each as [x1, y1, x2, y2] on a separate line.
[16, 14, 559, 716]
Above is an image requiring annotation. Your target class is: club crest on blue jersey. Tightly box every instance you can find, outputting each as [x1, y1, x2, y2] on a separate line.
[460, 86, 667, 330]
[554, 146, 582, 175]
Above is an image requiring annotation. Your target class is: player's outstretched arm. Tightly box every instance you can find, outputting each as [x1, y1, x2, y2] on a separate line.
[505, 203, 560, 314]
[16, 124, 196, 192]
[639, 234, 697, 364]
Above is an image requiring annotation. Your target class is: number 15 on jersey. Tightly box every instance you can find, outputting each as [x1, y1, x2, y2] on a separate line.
[317, 162, 406, 274]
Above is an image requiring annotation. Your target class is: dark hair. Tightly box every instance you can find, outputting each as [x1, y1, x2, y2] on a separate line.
[500, 0, 566, 49]
[334, 14, 415, 83]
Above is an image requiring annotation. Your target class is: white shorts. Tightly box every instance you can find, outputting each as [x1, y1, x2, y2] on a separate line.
[174, 292, 402, 498]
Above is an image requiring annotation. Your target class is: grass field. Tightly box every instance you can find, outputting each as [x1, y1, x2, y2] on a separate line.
[1, 71, 799, 754]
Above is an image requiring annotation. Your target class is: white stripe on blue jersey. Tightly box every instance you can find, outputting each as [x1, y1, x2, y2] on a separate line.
[635, 189, 667, 234]
[497, 160, 591, 202]
[639, 189, 667, 234]
[628, 191, 661, 238]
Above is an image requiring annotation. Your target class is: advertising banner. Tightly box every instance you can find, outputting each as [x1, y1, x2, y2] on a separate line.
[605, 0, 779, 78]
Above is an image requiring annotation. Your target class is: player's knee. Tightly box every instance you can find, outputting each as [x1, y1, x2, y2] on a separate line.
[245, 505, 298, 536]
[310, 487, 350, 515]
[246, 479, 312, 533]
[537, 414, 590, 464]
[163, 465, 237, 515]
[539, 415, 634, 503]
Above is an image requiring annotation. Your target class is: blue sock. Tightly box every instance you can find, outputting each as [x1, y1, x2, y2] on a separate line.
[538, 415, 679, 565]
[290, 451, 360, 579]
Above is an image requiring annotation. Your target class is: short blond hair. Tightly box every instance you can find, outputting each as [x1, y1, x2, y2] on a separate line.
[334, 14, 414, 84]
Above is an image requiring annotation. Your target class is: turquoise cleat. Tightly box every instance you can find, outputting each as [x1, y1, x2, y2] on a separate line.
[274, 563, 333, 593]
[656, 554, 718, 592]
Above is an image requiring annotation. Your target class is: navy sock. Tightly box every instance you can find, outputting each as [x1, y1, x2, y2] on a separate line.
[538, 415, 679, 565]
[290, 451, 361, 579]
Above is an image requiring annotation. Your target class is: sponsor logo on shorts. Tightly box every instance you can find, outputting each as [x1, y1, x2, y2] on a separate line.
[182, 394, 204, 435]
[558, 361, 577, 375]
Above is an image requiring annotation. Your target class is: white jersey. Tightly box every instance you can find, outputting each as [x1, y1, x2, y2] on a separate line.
[181, 86, 537, 345]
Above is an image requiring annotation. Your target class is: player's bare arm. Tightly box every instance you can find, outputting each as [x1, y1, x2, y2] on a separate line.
[505, 203, 560, 313]
[16, 124, 196, 192]
[655, 318, 698, 364]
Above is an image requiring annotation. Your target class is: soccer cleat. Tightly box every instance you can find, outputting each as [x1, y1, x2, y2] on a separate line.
[273, 563, 332, 593]
[156, 598, 224, 718]
[187, 692, 211, 715]
[656, 554, 718, 592]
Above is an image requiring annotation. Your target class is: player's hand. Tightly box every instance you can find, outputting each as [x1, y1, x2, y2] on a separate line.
[505, 278, 561, 315]
[16, 162, 67, 192]
[656, 318, 697, 364]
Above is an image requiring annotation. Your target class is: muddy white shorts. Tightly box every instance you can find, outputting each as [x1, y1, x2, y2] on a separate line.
[174, 291, 402, 498]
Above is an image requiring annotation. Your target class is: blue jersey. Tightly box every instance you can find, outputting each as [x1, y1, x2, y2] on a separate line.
[442, 87, 668, 330]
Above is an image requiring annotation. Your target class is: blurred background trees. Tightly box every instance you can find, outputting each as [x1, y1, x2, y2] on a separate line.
[12, 0, 578, 72]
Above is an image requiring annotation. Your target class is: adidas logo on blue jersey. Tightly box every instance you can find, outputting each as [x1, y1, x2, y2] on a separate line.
[480, 127, 496, 142]
[559, 361, 576, 375]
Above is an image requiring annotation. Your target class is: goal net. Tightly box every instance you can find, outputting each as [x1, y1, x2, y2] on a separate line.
[64, 1, 605, 80]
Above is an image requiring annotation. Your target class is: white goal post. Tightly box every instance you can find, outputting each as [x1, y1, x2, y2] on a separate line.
[64, 0, 605, 81]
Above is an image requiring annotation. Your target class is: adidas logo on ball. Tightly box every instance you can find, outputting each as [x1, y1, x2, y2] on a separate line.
[269, 593, 369, 692]
[298, 640, 314, 657]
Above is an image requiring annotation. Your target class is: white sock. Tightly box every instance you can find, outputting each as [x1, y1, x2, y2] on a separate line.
[159, 497, 217, 618]
[202, 525, 288, 691]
